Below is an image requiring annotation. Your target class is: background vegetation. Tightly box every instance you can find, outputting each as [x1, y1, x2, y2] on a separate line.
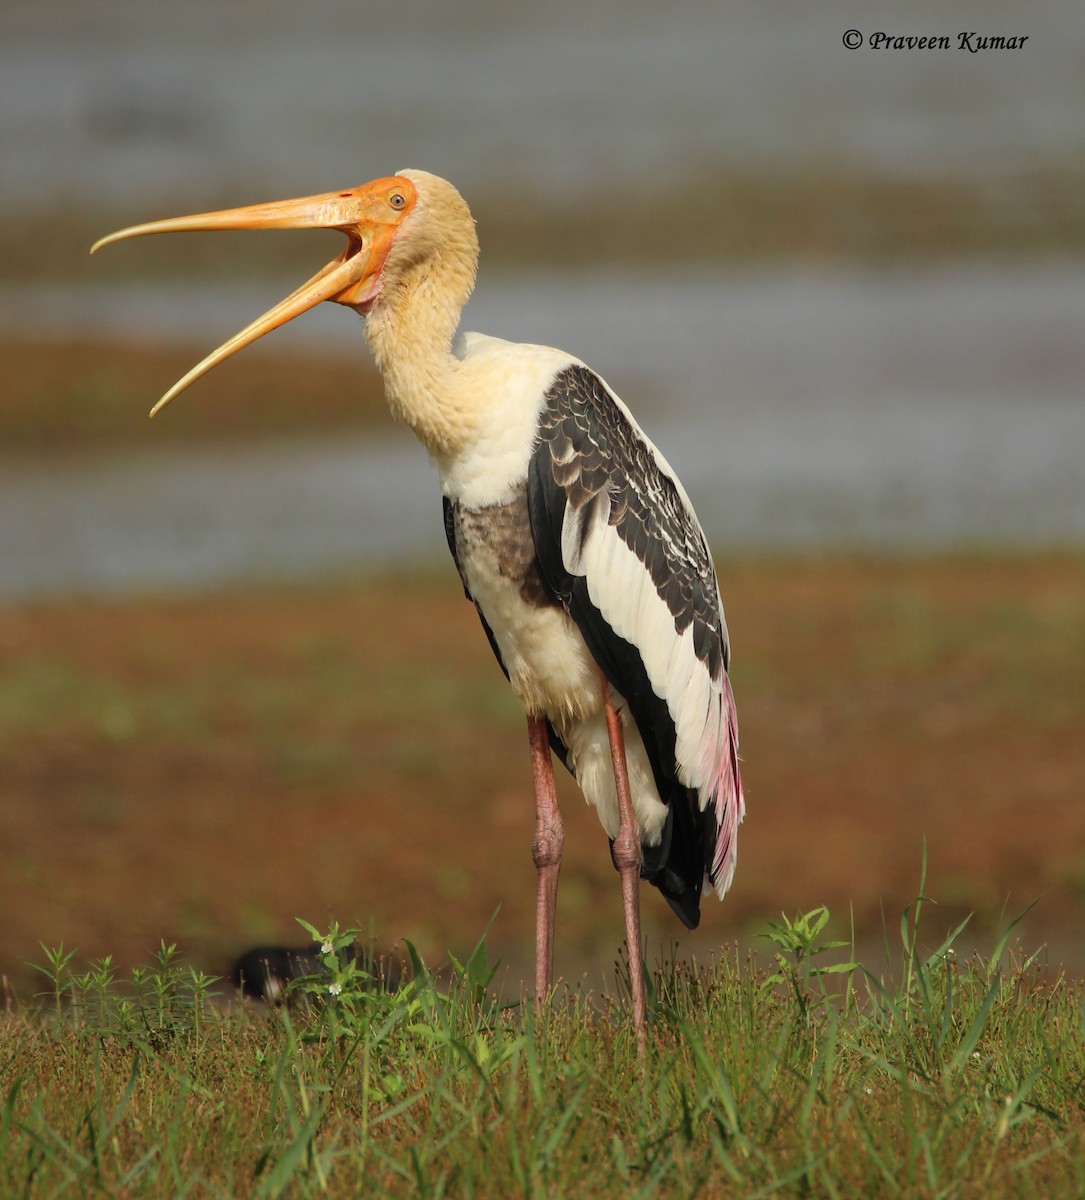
[3, 895, 1083, 1198]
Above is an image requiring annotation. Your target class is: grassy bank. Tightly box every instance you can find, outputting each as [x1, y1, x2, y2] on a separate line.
[2, 554, 1083, 1000]
[0, 339, 388, 453]
[2, 503, 1082, 1195]
[2, 899, 1083, 1197]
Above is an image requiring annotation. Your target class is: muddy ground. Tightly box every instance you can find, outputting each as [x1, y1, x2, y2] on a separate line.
[2, 553, 1082, 1000]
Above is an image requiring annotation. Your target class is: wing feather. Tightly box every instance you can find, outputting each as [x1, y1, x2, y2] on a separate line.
[528, 364, 745, 922]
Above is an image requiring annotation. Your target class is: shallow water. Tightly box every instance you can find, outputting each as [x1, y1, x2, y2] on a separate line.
[3, 265, 1083, 598]
[3, 0, 1082, 214]
[3, 0, 1083, 596]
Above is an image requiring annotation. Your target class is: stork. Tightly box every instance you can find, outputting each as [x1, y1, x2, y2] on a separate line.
[93, 171, 745, 1048]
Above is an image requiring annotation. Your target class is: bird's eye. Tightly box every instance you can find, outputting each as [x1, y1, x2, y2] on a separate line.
[389, 192, 406, 210]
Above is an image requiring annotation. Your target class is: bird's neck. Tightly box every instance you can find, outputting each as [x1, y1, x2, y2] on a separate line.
[363, 256, 475, 457]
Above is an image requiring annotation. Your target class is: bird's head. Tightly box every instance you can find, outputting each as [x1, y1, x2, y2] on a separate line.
[91, 169, 476, 415]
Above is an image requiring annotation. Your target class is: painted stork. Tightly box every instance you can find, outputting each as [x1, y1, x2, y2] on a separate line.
[93, 171, 745, 1046]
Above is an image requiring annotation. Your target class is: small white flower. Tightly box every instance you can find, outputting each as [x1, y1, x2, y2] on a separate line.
[321, 940, 334, 954]
[864, 1087, 873, 1096]
[328, 981, 342, 997]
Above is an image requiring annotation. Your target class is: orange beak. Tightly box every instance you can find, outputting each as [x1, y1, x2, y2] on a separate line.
[91, 175, 416, 415]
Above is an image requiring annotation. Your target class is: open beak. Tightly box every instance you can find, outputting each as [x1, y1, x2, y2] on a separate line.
[91, 175, 414, 415]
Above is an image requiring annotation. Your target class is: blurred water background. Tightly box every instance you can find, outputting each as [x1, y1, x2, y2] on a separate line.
[2, 0, 1083, 596]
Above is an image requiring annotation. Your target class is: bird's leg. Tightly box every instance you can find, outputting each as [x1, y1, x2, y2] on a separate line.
[601, 678, 648, 1055]
[527, 713, 564, 1005]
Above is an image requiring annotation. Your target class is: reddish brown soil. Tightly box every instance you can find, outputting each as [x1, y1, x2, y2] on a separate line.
[1, 556, 1083, 998]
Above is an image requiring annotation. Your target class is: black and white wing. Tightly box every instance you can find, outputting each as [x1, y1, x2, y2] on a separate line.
[527, 364, 744, 924]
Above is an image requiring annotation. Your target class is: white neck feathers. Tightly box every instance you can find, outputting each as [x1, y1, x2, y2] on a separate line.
[363, 174, 481, 457]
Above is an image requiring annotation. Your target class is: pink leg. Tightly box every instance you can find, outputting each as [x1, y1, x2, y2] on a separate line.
[601, 678, 647, 1056]
[528, 714, 564, 1005]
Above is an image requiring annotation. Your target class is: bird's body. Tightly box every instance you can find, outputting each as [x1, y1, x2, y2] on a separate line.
[438, 342, 741, 928]
[93, 169, 746, 1046]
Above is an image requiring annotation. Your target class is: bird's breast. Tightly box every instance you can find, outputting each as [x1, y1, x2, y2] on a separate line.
[437, 337, 579, 507]
[450, 484, 599, 722]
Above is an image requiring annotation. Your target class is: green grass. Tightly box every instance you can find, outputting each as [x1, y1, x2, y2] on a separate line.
[3, 879, 1084, 1198]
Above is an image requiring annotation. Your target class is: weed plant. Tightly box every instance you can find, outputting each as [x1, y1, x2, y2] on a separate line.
[2, 873, 1083, 1197]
